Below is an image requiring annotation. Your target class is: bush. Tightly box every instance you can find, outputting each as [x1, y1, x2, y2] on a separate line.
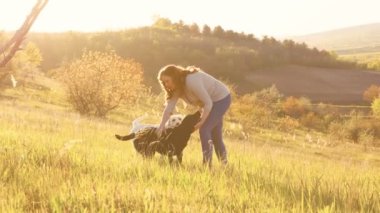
[61, 51, 145, 117]
[363, 85, 380, 103]
[254, 85, 283, 114]
[281, 96, 311, 118]
[328, 113, 380, 144]
[372, 98, 380, 117]
[230, 93, 271, 131]
[277, 116, 300, 132]
[228, 85, 283, 132]
[300, 112, 324, 131]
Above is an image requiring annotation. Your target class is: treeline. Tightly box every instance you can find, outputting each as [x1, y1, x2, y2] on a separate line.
[24, 18, 357, 90]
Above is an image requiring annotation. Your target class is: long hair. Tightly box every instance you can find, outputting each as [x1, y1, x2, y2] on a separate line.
[157, 65, 199, 100]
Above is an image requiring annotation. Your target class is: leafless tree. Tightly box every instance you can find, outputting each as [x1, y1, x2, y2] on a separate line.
[0, 0, 48, 69]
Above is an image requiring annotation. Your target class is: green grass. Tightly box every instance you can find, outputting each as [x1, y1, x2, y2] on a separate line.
[339, 51, 380, 60]
[339, 52, 380, 71]
[0, 85, 380, 212]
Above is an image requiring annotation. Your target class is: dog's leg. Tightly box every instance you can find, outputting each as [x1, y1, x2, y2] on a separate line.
[146, 141, 160, 157]
[115, 133, 135, 141]
[177, 152, 183, 164]
[168, 154, 174, 164]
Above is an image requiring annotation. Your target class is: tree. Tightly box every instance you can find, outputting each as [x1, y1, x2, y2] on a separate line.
[61, 51, 146, 117]
[225, 30, 237, 40]
[189, 23, 200, 35]
[213, 25, 225, 37]
[152, 18, 172, 29]
[11, 42, 42, 71]
[0, 0, 48, 87]
[0, 42, 43, 88]
[0, 0, 48, 68]
[363, 85, 380, 103]
[202, 25, 211, 36]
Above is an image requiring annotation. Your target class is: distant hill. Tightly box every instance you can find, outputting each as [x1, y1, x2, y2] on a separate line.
[3, 19, 374, 104]
[15, 18, 355, 93]
[291, 23, 380, 54]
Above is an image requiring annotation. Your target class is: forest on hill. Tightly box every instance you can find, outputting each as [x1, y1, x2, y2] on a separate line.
[21, 18, 357, 90]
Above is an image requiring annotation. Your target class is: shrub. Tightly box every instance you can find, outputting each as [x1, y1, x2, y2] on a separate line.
[61, 51, 145, 117]
[363, 85, 380, 103]
[281, 96, 311, 118]
[277, 116, 300, 132]
[372, 98, 380, 117]
[328, 113, 380, 144]
[254, 85, 283, 113]
[228, 85, 283, 132]
[300, 112, 324, 131]
[229, 93, 271, 131]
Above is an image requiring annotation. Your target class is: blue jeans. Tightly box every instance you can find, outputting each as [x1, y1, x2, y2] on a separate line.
[199, 94, 231, 165]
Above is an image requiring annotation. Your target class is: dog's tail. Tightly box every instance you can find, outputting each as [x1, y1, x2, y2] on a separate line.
[115, 133, 135, 141]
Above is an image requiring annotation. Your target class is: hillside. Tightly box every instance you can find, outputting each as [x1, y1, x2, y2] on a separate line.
[3, 19, 375, 105]
[291, 23, 380, 54]
[247, 65, 380, 104]
[0, 74, 379, 211]
[18, 19, 355, 92]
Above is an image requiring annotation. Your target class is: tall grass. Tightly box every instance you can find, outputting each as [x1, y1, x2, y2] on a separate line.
[1, 92, 379, 212]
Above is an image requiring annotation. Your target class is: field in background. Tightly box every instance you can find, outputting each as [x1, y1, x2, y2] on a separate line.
[290, 23, 380, 73]
[339, 52, 380, 71]
[246, 65, 380, 105]
[0, 76, 379, 212]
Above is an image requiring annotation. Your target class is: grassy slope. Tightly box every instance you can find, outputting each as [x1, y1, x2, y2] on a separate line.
[0, 76, 379, 212]
[339, 52, 380, 67]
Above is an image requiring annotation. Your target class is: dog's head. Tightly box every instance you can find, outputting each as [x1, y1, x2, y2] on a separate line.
[165, 114, 184, 129]
[178, 111, 201, 133]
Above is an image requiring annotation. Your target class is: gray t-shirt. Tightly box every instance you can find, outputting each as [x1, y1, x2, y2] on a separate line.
[160, 70, 230, 127]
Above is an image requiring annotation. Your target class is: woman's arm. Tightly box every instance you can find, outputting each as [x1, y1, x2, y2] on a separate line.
[158, 96, 179, 130]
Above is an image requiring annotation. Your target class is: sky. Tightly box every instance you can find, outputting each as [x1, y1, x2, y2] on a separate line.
[1, 0, 380, 38]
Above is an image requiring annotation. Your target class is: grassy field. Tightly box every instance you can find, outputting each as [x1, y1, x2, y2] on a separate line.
[1, 80, 380, 212]
[339, 52, 380, 71]
[246, 65, 380, 105]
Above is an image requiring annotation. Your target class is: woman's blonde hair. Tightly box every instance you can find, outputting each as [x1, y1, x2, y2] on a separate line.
[157, 64, 199, 100]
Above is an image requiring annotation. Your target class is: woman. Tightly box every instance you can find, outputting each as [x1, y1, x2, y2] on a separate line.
[156, 64, 231, 165]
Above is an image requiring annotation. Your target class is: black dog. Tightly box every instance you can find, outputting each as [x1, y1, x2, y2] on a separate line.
[148, 111, 201, 163]
[115, 111, 201, 163]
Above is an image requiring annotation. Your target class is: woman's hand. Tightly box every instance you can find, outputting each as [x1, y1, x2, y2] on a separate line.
[156, 125, 165, 137]
[193, 120, 204, 132]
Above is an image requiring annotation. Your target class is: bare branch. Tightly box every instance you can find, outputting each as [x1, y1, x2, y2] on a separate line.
[0, 0, 48, 68]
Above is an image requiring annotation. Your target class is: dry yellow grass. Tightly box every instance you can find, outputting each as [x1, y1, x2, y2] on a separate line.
[0, 84, 379, 212]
